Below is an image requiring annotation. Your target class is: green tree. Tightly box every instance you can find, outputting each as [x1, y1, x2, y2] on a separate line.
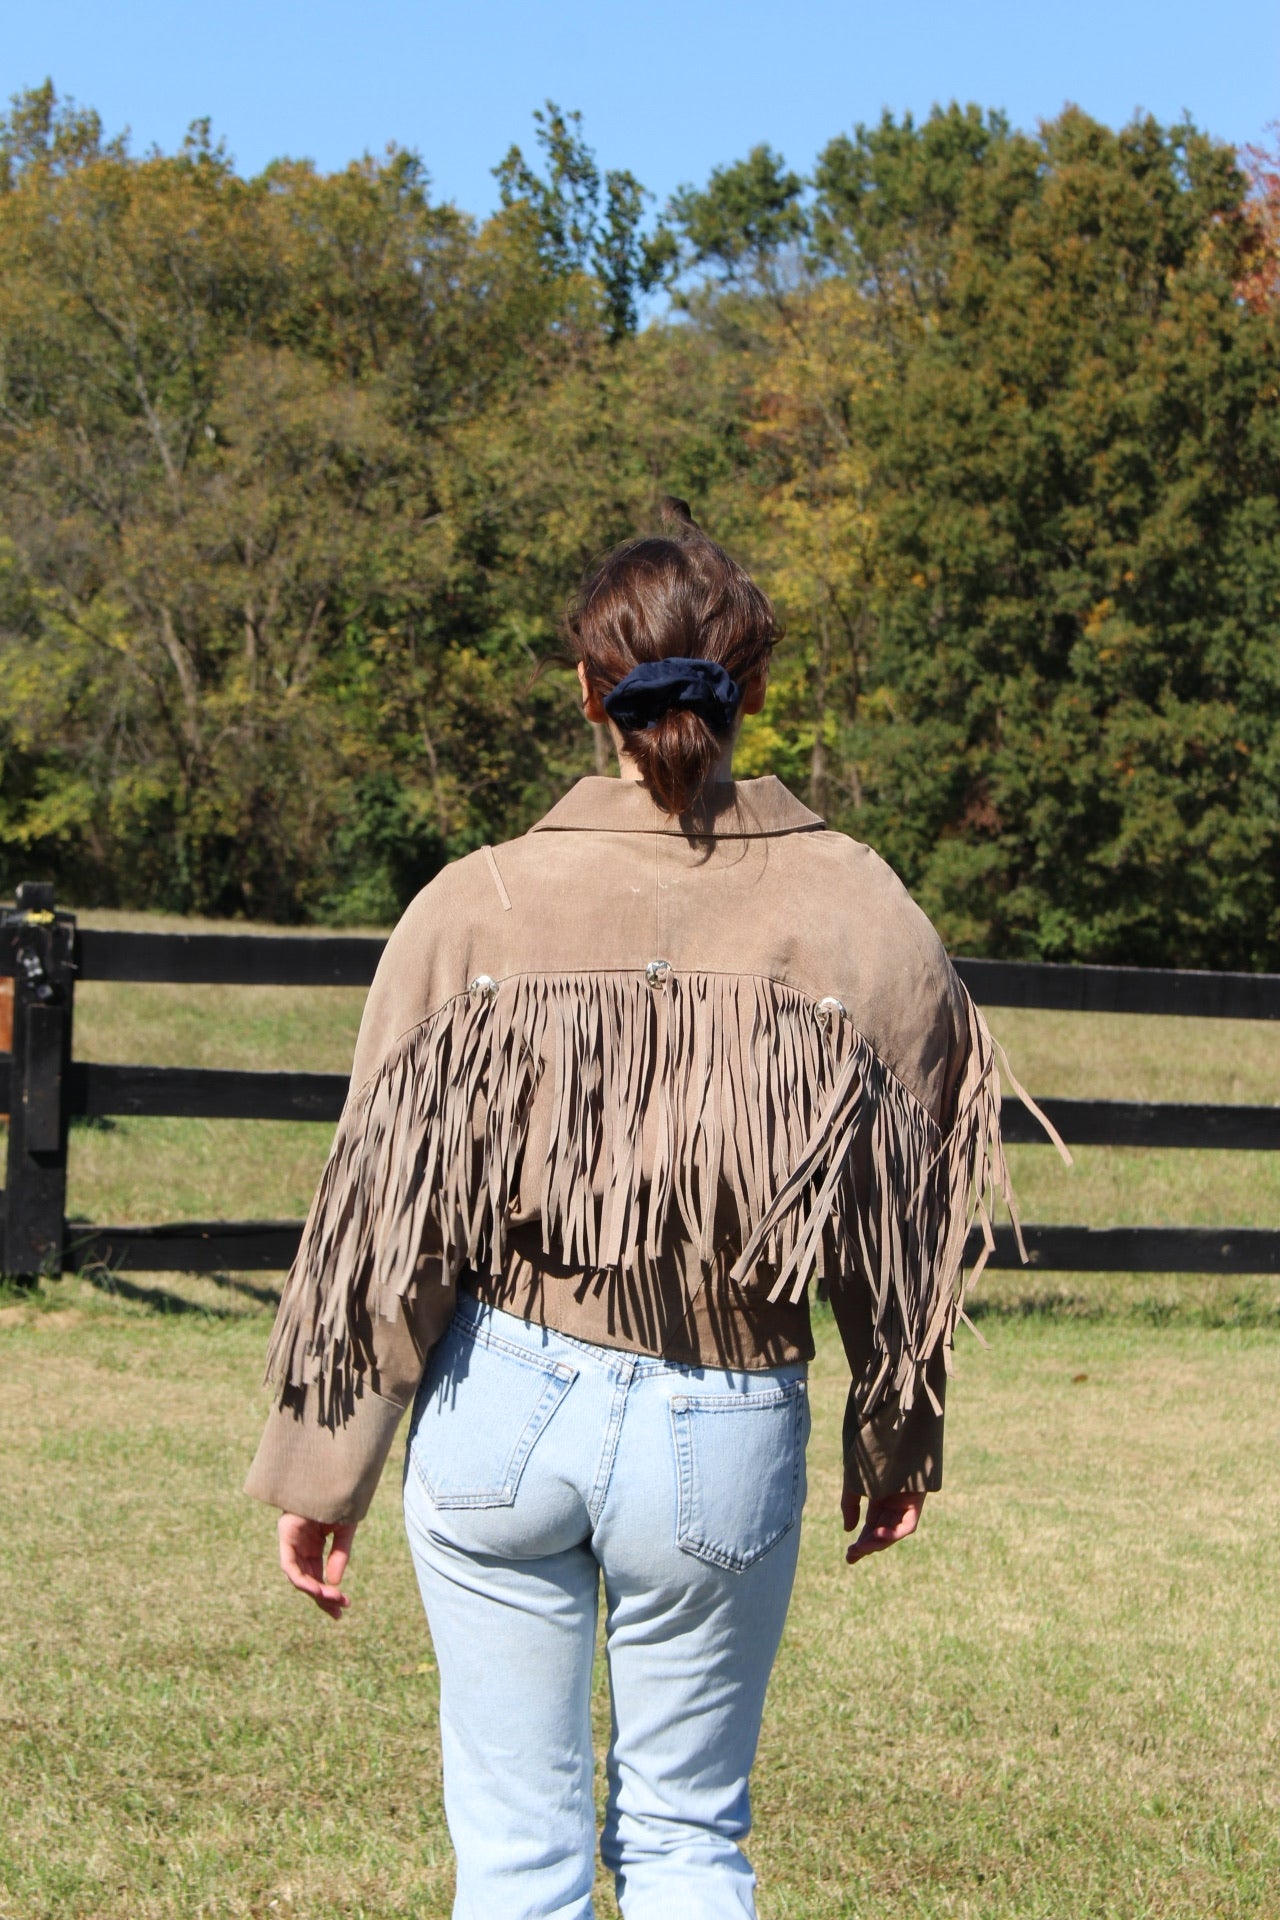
[494, 101, 661, 339]
[0, 87, 587, 915]
[844, 109, 1280, 966]
[662, 144, 808, 295]
[811, 103, 1017, 318]
[3, 84, 1279, 971]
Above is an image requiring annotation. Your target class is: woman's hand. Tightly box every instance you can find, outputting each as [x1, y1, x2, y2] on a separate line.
[841, 1483, 926, 1567]
[278, 1513, 356, 1618]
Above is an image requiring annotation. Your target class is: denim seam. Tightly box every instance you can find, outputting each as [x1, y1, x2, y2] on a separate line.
[587, 1354, 636, 1526]
[442, 1310, 580, 1379]
[667, 1383, 798, 1413]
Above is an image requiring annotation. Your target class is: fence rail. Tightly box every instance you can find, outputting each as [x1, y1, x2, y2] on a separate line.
[50, 1220, 1280, 1278]
[3, 1055, 1276, 1147]
[72, 928, 385, 988]
[3, 884, 1279, 1284]
[9, 925, 1280, 1018]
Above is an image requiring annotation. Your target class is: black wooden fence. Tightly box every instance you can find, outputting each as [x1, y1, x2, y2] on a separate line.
[3, 878, 1279, 1283]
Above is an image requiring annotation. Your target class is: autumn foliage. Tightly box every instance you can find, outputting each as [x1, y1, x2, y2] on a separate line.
[1, 85, 1278, 966]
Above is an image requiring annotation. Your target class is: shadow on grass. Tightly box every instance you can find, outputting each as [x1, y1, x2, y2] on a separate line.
[1132, 1291, 1280, 1330]
[966, 1286, 1280, 1330]
[968, 1289, 1105, 1323]
[79, 1265, 282, 1317]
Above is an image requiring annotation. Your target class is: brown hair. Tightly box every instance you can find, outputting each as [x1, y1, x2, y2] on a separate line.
[565, 499, 779, 814]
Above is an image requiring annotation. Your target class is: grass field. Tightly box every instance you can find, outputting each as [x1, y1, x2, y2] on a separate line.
[2, 910, 1278, 1917]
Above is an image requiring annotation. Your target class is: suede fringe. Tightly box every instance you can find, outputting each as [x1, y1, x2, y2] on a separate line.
[266, 971, 1059, 1422]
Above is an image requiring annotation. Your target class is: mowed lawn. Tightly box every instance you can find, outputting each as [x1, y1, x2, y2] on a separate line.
[2, 909, 1278, 1918]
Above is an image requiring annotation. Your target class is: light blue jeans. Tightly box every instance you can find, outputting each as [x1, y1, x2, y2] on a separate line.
[402, 1294, 810, 1920]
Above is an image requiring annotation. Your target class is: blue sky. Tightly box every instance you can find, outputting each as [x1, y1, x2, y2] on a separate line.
[5, 1, 1277, 218]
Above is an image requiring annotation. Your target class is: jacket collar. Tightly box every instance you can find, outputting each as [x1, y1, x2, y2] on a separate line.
[531, 775, 825, 839]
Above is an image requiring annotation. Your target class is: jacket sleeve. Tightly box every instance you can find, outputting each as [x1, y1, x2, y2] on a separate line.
[243, 883, 467, 1525]
[828, 1278, 947, 1496]
[826, 954, 976, 1497]
[243, 1286, 450, 1524]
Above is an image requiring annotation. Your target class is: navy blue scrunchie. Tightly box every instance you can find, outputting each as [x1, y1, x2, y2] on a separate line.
[602, 657, 742, 734]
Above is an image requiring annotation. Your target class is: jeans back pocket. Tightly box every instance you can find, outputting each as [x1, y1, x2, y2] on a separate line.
[669, 1378, 808, 1572]
[409, 1319, 578, 1510]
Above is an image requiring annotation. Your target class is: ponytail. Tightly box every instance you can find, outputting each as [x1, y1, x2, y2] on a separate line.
[565, 500, 778, 815]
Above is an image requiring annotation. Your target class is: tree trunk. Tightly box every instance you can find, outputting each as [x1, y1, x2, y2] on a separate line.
[158, 607, 203, 762]
[810, 612, 830, 815]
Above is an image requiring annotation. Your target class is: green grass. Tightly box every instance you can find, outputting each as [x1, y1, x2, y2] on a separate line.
[1, 909, 1278, 1915]
[1, 1303, 1276, 1919]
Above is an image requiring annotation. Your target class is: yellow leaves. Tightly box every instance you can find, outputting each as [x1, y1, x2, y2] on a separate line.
[738, 279, 885, 675]
[860, 685, 897, 725]
[5, 773, 100, 846]
[733, 715, 788, 779]
[746, 279, 878, 416]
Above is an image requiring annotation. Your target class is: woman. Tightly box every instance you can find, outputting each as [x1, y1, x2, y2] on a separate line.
[246, 502, 1030, 1919]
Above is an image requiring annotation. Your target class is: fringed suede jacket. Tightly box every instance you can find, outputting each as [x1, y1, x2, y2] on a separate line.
[246, 775, 1021, 1526]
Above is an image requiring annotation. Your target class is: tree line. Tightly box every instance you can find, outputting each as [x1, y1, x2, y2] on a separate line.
[1, 82, 1278, 964]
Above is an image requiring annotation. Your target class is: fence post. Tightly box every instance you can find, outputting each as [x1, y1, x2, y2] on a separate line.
[2, 883, 77, 1281]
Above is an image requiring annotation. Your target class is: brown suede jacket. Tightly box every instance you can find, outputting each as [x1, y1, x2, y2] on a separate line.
[246, 775, 1018, 1525]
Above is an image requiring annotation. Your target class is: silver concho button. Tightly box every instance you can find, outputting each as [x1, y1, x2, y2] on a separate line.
[645, 958, 673, 990]
[815, 995, 846, 1027]
[468, 973, 499, 1004]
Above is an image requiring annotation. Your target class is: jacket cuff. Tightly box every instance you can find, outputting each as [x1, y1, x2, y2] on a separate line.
[842, 1351, 946, 1496]
[244, 1386, 408, 1525]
